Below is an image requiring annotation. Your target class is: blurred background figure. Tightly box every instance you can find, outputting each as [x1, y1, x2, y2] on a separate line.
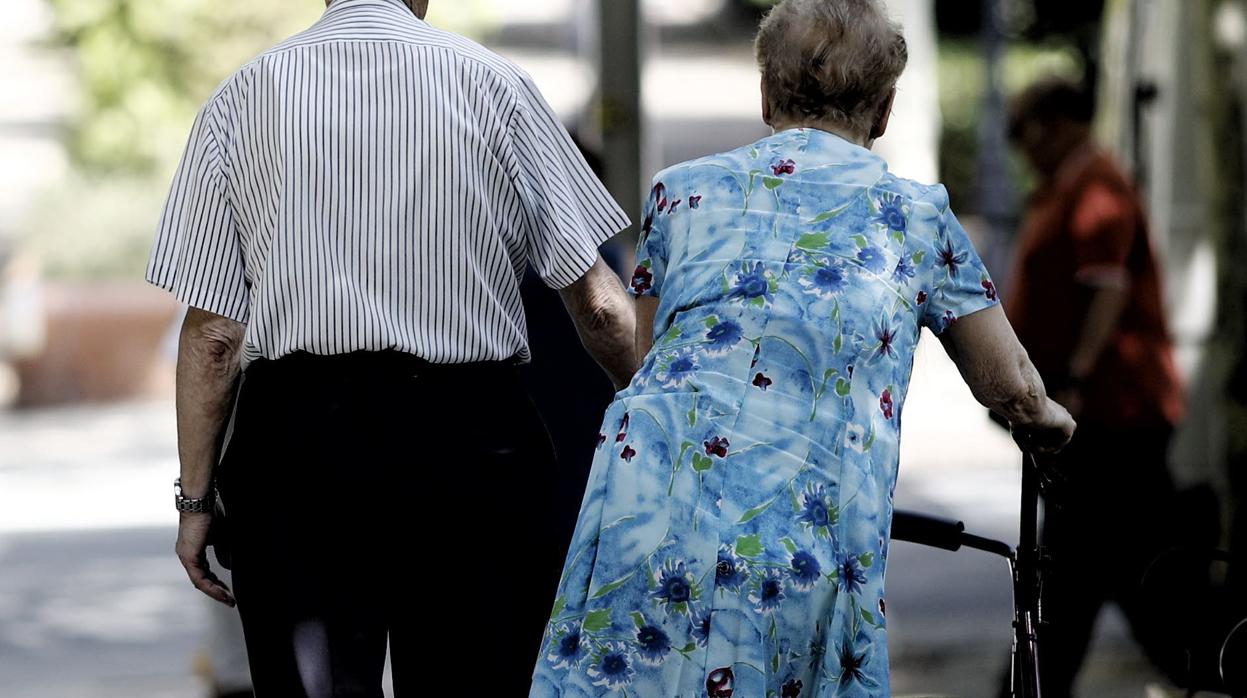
[1004, 77, 1187, 694]
[3, 0, 1247, 696]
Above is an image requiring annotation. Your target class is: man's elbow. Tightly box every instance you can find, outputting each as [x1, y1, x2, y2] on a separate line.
[565, 262, 631, 335]
[583, 299, 627, 334]
[182, 308, 246, 372]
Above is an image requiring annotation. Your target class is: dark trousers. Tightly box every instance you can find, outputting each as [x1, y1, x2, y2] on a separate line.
[216, 351, 561, 697]
[1034, 424, 1182, 695]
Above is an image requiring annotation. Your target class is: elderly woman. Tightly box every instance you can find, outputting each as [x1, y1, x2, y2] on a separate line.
[530, 1, 1074, 695]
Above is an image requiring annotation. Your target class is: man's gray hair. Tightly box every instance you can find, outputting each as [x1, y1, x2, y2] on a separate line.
[755, 0, 908, 135]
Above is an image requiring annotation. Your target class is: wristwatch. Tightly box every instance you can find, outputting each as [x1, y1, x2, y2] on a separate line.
[174, 477, 215, 514]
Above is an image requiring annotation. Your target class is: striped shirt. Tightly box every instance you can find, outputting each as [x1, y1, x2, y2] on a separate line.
[146, 0, 629, 368]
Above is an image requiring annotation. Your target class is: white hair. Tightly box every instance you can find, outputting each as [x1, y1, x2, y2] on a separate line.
[755, 0, 909, 134]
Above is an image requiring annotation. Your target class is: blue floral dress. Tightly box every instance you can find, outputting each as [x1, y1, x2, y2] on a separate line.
[530, 128, 998, 698]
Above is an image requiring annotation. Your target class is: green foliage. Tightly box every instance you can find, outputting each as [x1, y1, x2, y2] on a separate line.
[936, 39, 1084, 212]
[33, 0, 492, 280]
[47, 0, 323, 174]
[26, 0, 320, 280]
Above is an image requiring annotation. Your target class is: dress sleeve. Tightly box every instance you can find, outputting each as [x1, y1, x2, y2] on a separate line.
[917, 186, 1000, 334]
[629, 178, 669, 298]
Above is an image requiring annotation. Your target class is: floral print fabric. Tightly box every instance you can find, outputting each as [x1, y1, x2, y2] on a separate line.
[531, 128, 998, 697]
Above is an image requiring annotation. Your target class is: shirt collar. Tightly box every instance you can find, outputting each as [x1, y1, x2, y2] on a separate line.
[324, 0, 420, 21]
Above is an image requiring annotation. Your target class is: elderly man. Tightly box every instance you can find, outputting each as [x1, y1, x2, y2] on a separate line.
[147, 0, 636, 695]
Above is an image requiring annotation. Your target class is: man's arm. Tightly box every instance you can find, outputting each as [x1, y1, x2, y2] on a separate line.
[176, 307, 246, 495]
[558, 255, 638, 390]
[174, 306, 245, 607]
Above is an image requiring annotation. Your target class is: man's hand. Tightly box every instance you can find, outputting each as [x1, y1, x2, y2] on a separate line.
[176, 511, 235, 607]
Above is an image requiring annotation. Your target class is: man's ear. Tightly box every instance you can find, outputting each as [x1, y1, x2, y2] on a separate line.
[869, 88, 897, 141]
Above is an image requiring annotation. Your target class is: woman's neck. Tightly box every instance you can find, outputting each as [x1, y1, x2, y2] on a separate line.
[769, 119, 871, 148]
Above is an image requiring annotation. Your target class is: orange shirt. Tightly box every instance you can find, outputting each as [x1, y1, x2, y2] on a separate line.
[1006, 146, 1184, 427]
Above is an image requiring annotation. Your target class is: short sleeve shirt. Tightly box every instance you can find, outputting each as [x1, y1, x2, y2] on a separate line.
[146, 0, 629, 367]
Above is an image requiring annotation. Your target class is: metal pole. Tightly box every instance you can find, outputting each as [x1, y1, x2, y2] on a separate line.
[977, 0, 1016, 278]
[597, 0, 644, 244]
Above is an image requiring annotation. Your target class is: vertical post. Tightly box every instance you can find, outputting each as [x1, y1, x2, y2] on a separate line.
[597, 0, 644, 243]
[1210, 0, 1247, 590]
[977, 0, 1016, 278]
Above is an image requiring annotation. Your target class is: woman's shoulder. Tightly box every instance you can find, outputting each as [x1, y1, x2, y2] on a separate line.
[873, 171, 951, 214]
[648, 141, 764, 186]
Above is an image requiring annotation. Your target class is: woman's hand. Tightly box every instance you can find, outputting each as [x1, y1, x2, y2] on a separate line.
[1010, 397, 1076, 454]
[1051, 387, 1083, 421]
[176, 512, 236, 607]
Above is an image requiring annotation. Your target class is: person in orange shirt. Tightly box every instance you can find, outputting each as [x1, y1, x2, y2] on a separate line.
[1006, 78, 1187, 693]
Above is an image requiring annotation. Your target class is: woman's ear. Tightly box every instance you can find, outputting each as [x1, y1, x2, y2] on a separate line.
[869, 88, 897, 141]
[761, 79, 773, 127]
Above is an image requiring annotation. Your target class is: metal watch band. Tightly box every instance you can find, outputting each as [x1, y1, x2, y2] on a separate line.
[174, 477, 215, 513]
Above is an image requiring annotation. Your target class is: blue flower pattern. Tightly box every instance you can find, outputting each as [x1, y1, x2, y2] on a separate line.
[532, 129, 997, 697]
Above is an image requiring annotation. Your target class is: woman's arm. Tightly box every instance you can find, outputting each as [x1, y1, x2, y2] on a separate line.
[937, 305, 1075, 453]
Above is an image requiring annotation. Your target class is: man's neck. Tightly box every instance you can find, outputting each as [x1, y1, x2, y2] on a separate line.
[327, 0, 416, 14]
